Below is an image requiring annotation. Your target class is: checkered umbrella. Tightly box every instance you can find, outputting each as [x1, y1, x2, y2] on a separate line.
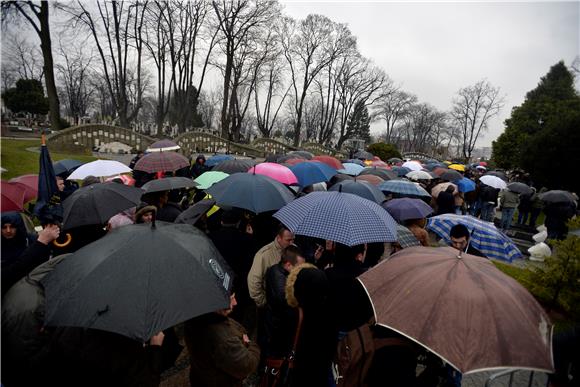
[273, 191, 397, 246]
[396, 224, 421, 248]
[426, 214, 523, 262]
[134, 152, 189, 173]
[379, 180, 431, 199]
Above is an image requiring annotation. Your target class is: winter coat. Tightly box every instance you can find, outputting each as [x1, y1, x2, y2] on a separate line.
[2, 239, 52, 297]
[480, 185, 499, 205]
[518, 193, 533, 213]
[248, 239, 283, 308]
[190, 155, 209, 178]
[436, 191, 455, 215]
[545, 202, 575, 237]
[499, 189, 520, 209]
[185, 313, 260, 387]
[156, 202, 182, 222]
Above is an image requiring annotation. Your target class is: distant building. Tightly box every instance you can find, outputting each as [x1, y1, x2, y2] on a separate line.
[471, 147, 492, 160]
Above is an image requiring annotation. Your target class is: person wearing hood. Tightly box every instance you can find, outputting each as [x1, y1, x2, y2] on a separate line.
[135, 203, 157, 224]
[190, 154, 209, 178]
[2, 212, 37, 265]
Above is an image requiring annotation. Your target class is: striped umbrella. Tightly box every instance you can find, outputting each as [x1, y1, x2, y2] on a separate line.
[134, 152, 189, 173]
[274, 191, 397, 246]
[379, 180, 431, 199]
[426, 214, 523, 262]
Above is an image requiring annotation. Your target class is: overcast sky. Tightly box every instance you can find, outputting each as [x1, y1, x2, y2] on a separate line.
[280, 0, 579, 147]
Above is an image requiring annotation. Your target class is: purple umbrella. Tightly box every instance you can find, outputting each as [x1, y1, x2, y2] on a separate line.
[383, 198, 434, 222]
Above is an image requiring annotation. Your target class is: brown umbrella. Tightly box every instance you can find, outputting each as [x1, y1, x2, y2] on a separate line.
[354, 174, 384, 186]
[358, 246, 554, 374]
[431, 182, 458, 198]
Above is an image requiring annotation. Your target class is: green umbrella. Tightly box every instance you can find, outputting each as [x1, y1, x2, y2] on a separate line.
[194, 171, 229, 190]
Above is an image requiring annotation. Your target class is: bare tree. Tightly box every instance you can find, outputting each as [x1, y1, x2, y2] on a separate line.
[2, 1, 63, 129]
[198, 88, 222, 131]
[397, 102, 446, 154]
[279, 14, 355, 146]
[1, 32, 45, 89]
[451, 79, 504, 161]
[375, 89, 417, 144]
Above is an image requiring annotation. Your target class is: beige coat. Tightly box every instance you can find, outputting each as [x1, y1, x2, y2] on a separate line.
[247, 239, 283, 308]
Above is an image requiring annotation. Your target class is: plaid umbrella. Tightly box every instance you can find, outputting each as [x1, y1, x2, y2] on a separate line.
[273, 191, 397, 246]
[396, 224, 421, 248]
[379, 180, 431, 199]
[146, 139, 180, 152]
[426, 214, 523, 262]
[134, 152, 189, 173]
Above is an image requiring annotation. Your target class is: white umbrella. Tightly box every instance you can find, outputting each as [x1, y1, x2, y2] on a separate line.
[406, 170, 433, 180]
[402, 160, 423, 172]
[480, 175, 507, 190]
[67, 160, 132, 180]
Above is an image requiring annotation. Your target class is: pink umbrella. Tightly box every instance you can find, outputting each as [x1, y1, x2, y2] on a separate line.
[1, 181, 26, 212]
[248, 162, 298, 185]
[9, 174, 39, 203]
[370, 160, 390, 169]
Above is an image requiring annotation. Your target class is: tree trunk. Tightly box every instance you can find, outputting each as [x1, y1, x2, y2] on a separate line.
[38, 2, 61, 130]
[220, 48, 233, 139]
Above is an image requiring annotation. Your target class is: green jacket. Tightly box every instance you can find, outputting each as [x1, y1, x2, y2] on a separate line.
[500, 189, 520, 209]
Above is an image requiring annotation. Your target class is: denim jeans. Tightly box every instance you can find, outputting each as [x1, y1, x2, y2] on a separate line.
[480, 202, 496, 222]
[529, 208, 541, 228]
[518, 211, 529, 225]
[500, 207, 516, 231]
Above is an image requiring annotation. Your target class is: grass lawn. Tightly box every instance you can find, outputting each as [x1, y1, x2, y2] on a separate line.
[1, 138, 99, 179]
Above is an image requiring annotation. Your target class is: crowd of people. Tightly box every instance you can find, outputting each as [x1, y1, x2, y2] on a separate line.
[1, 151, 578, 387]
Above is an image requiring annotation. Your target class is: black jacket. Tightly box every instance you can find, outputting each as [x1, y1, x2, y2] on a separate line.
[436, 191, 456, 214]
[156, 202, 182, 222]
[265, 263, 297, 357]
[480, 185, 499, 204]
[1, 241, 51, 297]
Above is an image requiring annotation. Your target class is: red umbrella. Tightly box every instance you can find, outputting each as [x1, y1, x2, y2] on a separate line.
[359, 246, 554, 374]
[1, 181, 26, 212]
[312, 155, 343, 170]
[9, 174, 39, 202]
[432, 167, 449, 176]
[134, 152, 189, 173]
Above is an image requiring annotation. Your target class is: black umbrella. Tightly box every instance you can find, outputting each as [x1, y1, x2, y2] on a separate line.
[353, 150, 374, 160]
[288, 150, 314, 160]
[141, 177, 198, 194]
[62, 183, 144, 230]
[328, 180, 386, 204]
[42, 222, 233, 342]
[277, 154, 305, 163]
[358, 168, 398, 181]
[206, 173, 295, 213]
[211, 159, 257, 174]
[539, 190, 576, 204]
[507, 182, 533, 195]
[440, 170, 463, 183]
[175, 199, 216, 225]
[53, 159, 84, 176]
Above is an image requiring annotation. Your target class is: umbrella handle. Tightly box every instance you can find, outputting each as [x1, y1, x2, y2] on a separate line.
[53, 232, 72, 248]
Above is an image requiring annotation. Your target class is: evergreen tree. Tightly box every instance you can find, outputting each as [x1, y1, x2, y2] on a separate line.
[347, 100, 371, 143]
[492, 61, 580, 193]
[2, 78, 49, 115]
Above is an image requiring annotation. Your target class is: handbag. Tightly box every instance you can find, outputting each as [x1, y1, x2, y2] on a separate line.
[261, 307, 304, 387]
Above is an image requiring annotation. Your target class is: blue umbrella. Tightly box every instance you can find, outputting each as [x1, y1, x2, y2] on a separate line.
[392, 166, 411, 177]
[338, 163, 365, 176]
[53, 159, 84, 176]
[456, 177, 476, 193]
[328, 180, 386, 204]
[426, 214, 523, 262]
[206, 154, 235, 167]
[206, 173, 295, 213]
[289, 161, 337, 188]
[379, 180, 431, 199]
[344, 159, 365, 167]
[383, 198, 434, 222]
[424, 162, 447, 171]
[35, 137, 63, 223]
[273, 192, 397, 246]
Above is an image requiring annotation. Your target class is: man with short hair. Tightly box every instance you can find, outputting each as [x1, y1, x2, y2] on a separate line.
[449, 224, 485, 257]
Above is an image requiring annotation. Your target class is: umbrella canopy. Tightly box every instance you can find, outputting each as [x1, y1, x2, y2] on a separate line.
[387, 157, 403, 163]
[273, 191, 397, 246]
[354, 174, 384, 186]
[439, 169, 463, 183]
[344, 159, 366, 167]
[146, 139, 180, 152]
[338, 163, 365, 176]
[141, 177, 198, 194]
[395, 224, 421, 248]
[205, 154, 235, 168]
[211, 159, 256, 174]
[391, 166, 411, 177]
[507, 182, 534, 195]
[370, 160, 390, 168]
[424, 162, 447, 171]
[328, 180, 386, 204]
[134, 152, 189, 173]
[426, 214, 523, 262]
[484, 170, 508, 182]
[8, 174, 38, 202]
[175, 199, 216, 225]
[479, 175, 507, 190]
[43, 222, 233, 342]
[379, 180, 431, 199]
[358, 246, 553, 374]
[359, 168, 398, 181]
[353, 150, 374, 160]
[539, 190, 577, 204]
[288, 150, 314, 160]
[456, 177, 476, 193]
[405, 170, 433, 181]
[206, 173, 295, 214]
[248, 163, 298, 185]
[62, 183, 144, 230]
[312, 155, 343, 170]
[53, 159, 84, 176]
[402, 161, 422, 171]
[282, 158, 308, 167]
[383, 198, 433, 222]
[448, 163, 466, 172]
[432, 167, 449, 176]
[1, 181, 26, 212]
[289, 161, 337, 187]
[194, 171, 229, 190]
[431, 182, 458, 198]
[277, 154, 305, 164]
[68, 160, 132, 180]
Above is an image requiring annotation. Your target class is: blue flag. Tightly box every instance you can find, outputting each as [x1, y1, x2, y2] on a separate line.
[35, 134, 63, 224]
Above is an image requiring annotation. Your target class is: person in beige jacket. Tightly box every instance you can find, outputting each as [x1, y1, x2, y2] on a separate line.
[247, 226, 295, 308]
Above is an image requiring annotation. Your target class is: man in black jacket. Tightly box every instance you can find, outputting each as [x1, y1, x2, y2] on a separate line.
[479, 184, 500, 222]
